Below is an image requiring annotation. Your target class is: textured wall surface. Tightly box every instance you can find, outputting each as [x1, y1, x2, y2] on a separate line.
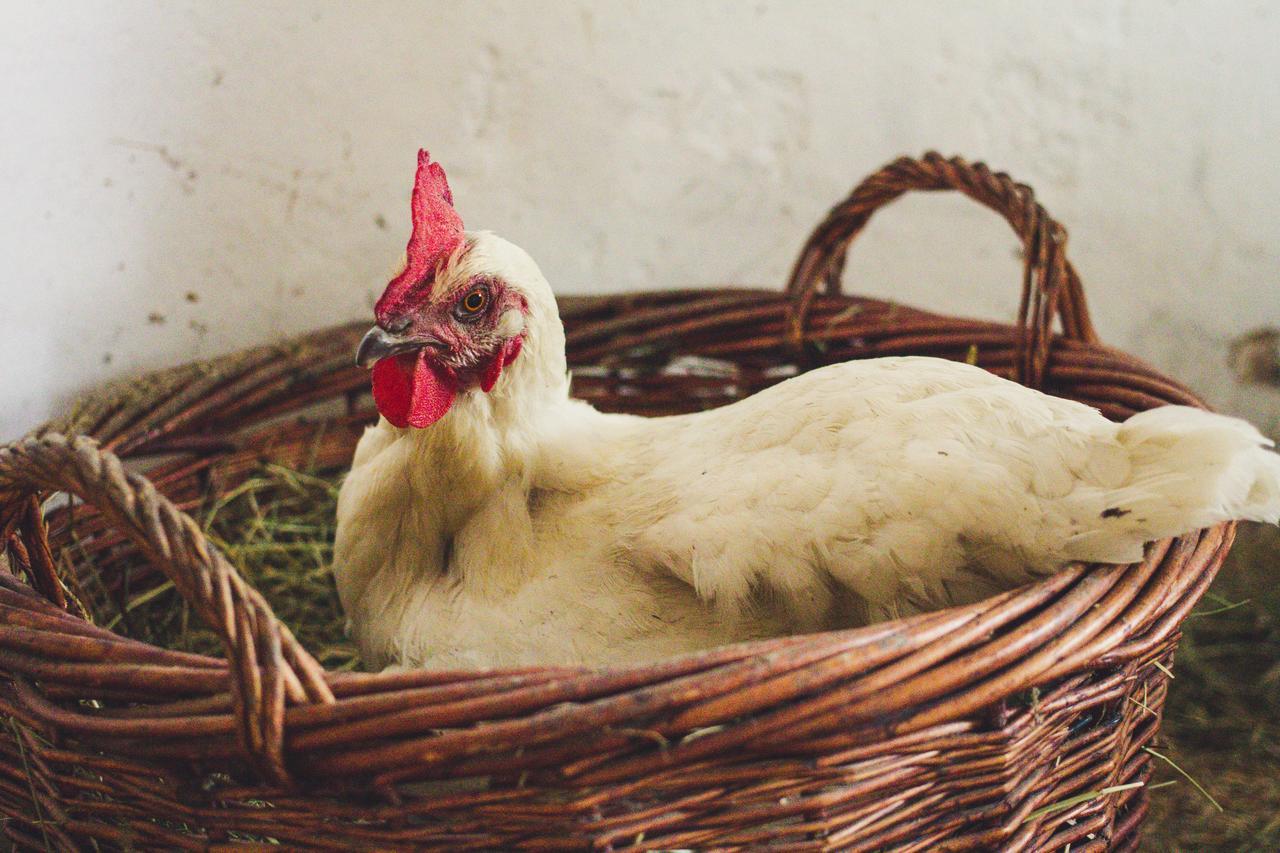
[2, 0, 1278, 440]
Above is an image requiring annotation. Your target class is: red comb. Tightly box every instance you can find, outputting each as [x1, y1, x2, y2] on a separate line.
[374, 150, 465, 324]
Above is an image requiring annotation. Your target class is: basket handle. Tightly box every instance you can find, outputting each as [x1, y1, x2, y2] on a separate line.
[784, 152, 1099, 388]
[0, 433, 334, 784]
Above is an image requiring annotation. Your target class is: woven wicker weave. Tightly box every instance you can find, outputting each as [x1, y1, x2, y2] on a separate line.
[0, 153, 1228, 851]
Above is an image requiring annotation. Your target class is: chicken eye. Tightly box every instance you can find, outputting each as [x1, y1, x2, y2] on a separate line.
[456, 287, 488, 319]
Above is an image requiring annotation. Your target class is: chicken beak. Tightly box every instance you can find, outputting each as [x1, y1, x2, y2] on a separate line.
[356, 326, 440, 369]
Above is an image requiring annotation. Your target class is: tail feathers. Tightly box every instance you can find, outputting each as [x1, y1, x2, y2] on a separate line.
[1066, 406, 1280, 563]
[1121, 406, 1280, 523]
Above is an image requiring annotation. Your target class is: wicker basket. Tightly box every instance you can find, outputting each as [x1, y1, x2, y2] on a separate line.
[0, 154, 1230, 851]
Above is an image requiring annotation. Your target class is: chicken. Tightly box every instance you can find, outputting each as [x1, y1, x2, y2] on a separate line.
[333, 150, 1280, 671]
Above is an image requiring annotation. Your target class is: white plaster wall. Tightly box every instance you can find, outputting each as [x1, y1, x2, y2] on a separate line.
[2, 0, 1279, 441]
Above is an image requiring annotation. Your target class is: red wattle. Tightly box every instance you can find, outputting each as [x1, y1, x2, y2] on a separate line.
[371, 351, 458, 428]
[480, 336, 524, 393]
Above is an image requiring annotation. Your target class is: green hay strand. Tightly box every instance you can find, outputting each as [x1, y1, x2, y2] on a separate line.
[1022, 781, 1145, 823]
[106, 462, 357, 671]
[1188, 596, 1252, 618]
[1143, 747, 1224, 813]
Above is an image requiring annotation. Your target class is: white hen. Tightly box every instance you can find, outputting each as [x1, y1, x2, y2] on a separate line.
[334, 151, 1280, 670]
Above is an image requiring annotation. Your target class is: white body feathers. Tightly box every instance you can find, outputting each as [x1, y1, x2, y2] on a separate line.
[334, 234, 1280, 670]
